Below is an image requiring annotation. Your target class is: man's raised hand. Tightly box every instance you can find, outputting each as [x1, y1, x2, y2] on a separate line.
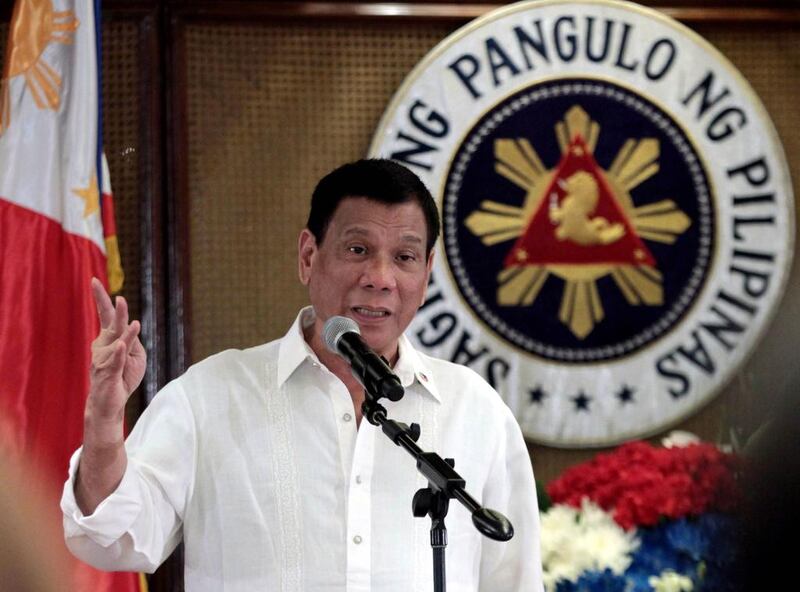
[86, 277, 146, 426]
[75, 279, 147, 514]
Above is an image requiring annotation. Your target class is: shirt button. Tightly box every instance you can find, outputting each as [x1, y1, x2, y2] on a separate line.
[353, 535, 363, 544]
[355, 475, 362, 484]
[343, 413, 352, 422]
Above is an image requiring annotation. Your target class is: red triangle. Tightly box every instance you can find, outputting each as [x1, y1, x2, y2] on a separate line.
[503, 135, 656, 268]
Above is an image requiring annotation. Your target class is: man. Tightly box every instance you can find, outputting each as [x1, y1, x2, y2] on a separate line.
[62, 159, 543, 591]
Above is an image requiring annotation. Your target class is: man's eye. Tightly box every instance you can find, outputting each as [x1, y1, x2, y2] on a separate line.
[348, 245, 366, 255]
[397, 253, 417, 262]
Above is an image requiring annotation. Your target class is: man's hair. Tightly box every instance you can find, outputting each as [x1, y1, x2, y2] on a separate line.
[307, 159, 441, 255]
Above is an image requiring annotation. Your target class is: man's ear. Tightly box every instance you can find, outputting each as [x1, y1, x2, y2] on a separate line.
[421, 249, 435, 306]
[298, 229, 317, 285]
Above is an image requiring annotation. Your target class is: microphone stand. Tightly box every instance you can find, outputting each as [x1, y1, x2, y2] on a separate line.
[361, 388, 514, 592]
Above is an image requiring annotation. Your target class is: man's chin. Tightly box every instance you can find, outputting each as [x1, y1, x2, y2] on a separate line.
[360, 331, 398, 359]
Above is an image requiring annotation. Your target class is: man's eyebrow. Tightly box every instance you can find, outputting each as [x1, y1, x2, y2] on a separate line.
[341, 227, 424, 245]
[342, 227, 370, 238]
[399, 234, 423, 245]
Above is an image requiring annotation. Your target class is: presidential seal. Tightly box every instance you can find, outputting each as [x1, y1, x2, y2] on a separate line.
[369, 0, 794, 446]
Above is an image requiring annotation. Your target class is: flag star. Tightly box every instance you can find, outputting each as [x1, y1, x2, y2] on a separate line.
[572, 391, 591, 412]
[617, 385, 635, 405]
[72, 175, 100, 217]
[529, 386, 547, 405]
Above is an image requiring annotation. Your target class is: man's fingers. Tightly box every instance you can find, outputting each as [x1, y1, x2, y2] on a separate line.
[95, 324, 139, 368]
[91, 277, 116, 329]
[112, 295, 130, 334]
[119, 320, 141, 353]
[93, 340, 126, 372]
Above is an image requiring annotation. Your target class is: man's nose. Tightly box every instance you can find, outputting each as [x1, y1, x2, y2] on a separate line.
[361, 256, 397, 291]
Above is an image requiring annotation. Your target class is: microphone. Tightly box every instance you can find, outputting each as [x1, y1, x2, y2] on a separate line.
[322, 316, 404, 402]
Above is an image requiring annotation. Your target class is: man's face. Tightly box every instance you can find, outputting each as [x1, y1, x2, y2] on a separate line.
[298, 196, 434, 362]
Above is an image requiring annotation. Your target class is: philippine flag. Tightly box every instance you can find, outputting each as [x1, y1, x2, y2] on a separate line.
[0, 0, 142, 590]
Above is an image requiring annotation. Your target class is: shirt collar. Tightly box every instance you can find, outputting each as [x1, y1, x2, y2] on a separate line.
[394, 334, 441, 403]
[276, 307, 321, 386]
[277, 307, 441, 403]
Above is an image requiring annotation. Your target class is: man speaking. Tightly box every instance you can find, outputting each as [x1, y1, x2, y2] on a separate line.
[61, 159, 543, 591]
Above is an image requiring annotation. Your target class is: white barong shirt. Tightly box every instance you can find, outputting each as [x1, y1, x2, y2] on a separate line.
[62, 308, 543, 591]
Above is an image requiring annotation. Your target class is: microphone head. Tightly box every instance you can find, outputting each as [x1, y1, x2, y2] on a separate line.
[322, 315, 360, 354]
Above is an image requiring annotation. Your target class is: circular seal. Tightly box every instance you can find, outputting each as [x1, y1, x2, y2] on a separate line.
[369, 0, 794, 446]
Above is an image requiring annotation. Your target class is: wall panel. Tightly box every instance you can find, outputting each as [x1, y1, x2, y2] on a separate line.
[174, 11, 800, 484]
[181, 19, 456, 362]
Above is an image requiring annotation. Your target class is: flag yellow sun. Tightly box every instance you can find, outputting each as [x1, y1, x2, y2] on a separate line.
[0, 0, 79, 133]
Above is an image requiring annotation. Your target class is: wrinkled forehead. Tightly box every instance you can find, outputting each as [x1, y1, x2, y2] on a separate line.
[328, 195, 428, 239]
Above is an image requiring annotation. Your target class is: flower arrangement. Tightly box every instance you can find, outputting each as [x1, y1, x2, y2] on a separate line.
[540, 433, 741, 592]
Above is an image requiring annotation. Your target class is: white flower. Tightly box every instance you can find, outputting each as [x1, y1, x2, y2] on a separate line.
[661, 430, 701, 448]
[540, 500, 639, 592]
[649, 570, 694, 592]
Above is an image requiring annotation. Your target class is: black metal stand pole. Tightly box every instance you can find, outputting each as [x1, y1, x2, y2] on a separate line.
[361, 395, 514, 592]
[413, 473, 452, 592]
[432, 523, 447, 592]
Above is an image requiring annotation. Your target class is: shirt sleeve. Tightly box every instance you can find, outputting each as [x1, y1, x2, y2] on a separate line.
[478, 406, 544, 592]
[60, 381, 197, 573]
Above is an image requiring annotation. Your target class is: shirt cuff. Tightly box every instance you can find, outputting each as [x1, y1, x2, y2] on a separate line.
[61, 446, 143, 547]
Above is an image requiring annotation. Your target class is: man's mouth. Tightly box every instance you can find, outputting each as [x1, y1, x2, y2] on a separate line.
[352, 307, 390, 318]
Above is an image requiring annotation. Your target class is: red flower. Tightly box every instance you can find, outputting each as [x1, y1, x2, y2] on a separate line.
[546, 441, 740, 529]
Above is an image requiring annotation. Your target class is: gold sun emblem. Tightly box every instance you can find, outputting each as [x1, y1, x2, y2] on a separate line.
[0, 0, 80, 133]
[465, 105, 691, 339]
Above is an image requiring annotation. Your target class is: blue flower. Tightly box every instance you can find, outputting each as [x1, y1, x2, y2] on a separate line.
[664, 518, 709, 561]
[628, 523, 697, 577]
[624, 570, 655, 592]
[695, 514, 739, 567]
[555, 569, 627, 592]
[619, 514, 741, 592]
